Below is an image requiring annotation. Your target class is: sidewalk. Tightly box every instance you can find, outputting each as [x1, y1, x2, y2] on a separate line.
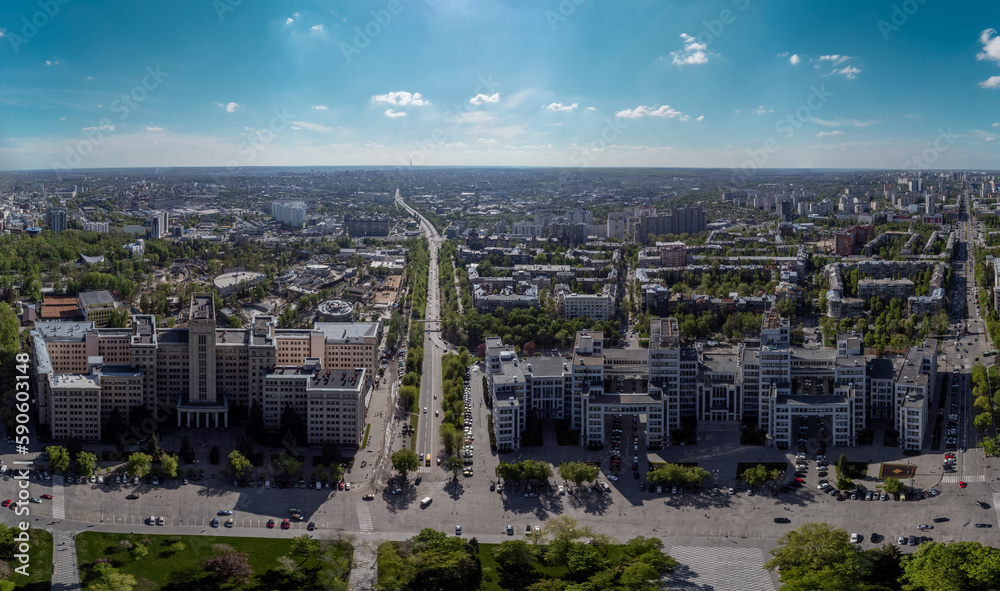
[52, 531, 80, 591]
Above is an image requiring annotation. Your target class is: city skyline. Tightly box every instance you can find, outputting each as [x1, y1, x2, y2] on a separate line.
[2, 0, 1000, 171]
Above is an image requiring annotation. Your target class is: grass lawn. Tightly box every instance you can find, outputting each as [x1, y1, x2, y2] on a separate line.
[14, 529, 52, 591]
[76, 532, 350, 591]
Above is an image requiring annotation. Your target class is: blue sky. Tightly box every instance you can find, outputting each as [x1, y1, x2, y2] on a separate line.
[1, 0, 999, 171]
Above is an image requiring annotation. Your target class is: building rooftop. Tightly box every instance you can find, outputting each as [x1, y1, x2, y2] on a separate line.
[313, 322, 379, 343]
[78, 290, 116, 308]
[213, 271, 265, 289]
[51, 373, 100, 389]
[34, 321, 93, 341]
[522, 356, 567, 377]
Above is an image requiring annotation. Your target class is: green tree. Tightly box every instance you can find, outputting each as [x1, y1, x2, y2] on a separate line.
[75, 451, 97, 478]
[290, 534, 321, 560]
[492, 540, 535, 588]
[160, 454, 178, 478]
[558, 462, 599, 487]
[901, 541, 1000, 591]
[89, 563, 137, 591]
[974, 412, 992, 432]
[391, 449, 420, 482]
[445, 456, 463, 478]
[45, 446, 70, 473]
[883, 477, 905, 496]
[228, 450, 251, 478]
[126, 452, 152, 478]
[765, 522, 873, 590]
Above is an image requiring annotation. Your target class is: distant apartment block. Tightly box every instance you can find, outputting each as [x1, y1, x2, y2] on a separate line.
[657, 242, 687, 267]
[149, 211, 169, 238]
[271, 202, 307, 228]
[82, 221, 109, 233]
[46, 207, 67, 234]
[344, 215, 391, 237]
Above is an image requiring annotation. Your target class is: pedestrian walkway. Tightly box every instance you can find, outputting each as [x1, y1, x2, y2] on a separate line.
[356, 504, 373, 532]
[52, 531, 81, 591]
[52, 475, 65, 519]
[664, 546, 775, 591]
[347, 539, 377, 591]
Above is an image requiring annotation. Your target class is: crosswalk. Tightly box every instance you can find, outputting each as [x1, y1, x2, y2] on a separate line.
[664, 546, 775, 591]
[52, 531, 81, 591]
[357, 504, 373, 532]
[942, 474, 985, 483]
[52, 475, 65, 519]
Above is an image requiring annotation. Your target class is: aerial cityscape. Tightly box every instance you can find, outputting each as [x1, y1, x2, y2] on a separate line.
[3, 1, 1000, 591]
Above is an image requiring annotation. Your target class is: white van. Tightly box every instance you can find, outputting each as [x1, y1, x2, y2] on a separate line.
[420, 496, 433, 507]
[316, 481, 322, 490]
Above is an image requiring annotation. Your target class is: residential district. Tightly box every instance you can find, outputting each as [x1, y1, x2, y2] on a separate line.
[1, 167, 1000, 590]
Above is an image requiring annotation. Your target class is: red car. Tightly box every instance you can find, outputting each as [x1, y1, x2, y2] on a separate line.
[41, 495, 53, 500]
[959, 481, 967, 488]
[281, 518, 290, 530]
[794, 477, 805, 483]
[266, 519, 275, 528]
[338, 482, 344, 491]
[0, 500, 10, 507]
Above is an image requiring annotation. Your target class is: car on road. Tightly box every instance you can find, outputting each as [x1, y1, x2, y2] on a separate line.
[126, 494, 139, 500]
[975, 523, 992, 528]
[266, 519, 275, 529]
[455, 525, 462, 536]
[281, 518, 290, 529]
[917, 524, 933, 530]
[933, 517, 949, 523]
[41, 494, 53, 500]
[850, 533, 860, 543]
[211, 518, 219, 528]
[909, 536, 917, 546]
[225, 518, 234, 528]
[1, 500, 10, 508]
[506, 525, 513, 535]
[363, 493, 375, 500]
[959, 481, 967, 488]
[218, 510, 232, 516]
[773, 517, 791, 524]
[977, 501, 990, 509]
[898, 536, 907, 545]
[307, 522, 316, 531]
[929, 488, 940, 496]
[157, 516, 165, 526]
[28, 498, 40, 504]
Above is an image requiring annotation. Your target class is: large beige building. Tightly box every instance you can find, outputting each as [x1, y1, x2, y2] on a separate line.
[30, 294, 379, 447]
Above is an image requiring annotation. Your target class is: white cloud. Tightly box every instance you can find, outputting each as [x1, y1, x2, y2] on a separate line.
[615, 105, 686, 119]
[978, 28, 1000, 64]
[0, 29, 6, 38]
[217, 102, 243, 113]
[819, 54, 848, 65]
[292, 120, 333, 132]
[384, 109, 407, 118]
[59, 117, 65, 120]
[312, 105, 328, 111]
[145, 126, 164, 132]
[810, 117, 878, 128]
[83, 124, 114, 132]
[478, 138, 498, 144]
[469, 92, 500, 105]
[310, 24, 324, 32]
[988, 137, 997, 142]
[777, 52, 788, 57]
[789, 54, 801, 65]
[993, 122, 1000, 127]
[979, 76, 1000, 89]
[754, 106, 773, 115]
[45, 60, 60, 67]
[545, 102, 578, 112]
[696, 115, 704, 122]
[670, 33, 709, 66]
[833, 65, 861, 79]
[285, 17, 294, 25]
[585, 106, 596, 112]
[903, 113, 923, 123]
[816, 130, 844, 138]
[371, 91, 430, 106]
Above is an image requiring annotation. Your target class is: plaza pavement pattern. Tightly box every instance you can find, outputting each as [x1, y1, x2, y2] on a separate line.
[52, 530, 81, 591]
[664, 545, 776, 591]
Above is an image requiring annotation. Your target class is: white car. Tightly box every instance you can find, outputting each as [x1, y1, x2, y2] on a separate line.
[850, 533, 860, 543]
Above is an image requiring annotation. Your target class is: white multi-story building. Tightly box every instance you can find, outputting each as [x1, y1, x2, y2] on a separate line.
[486, 314, 939, 451]
[271, 202, 307, 228]
[83, 221, 109, 233]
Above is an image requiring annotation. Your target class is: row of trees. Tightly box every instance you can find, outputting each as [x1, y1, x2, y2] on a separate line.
[767, 522, 1000, 590]
[647, 463, 711, 488]
[496, 460, 554, 483]
[378, 518, 677, 591]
